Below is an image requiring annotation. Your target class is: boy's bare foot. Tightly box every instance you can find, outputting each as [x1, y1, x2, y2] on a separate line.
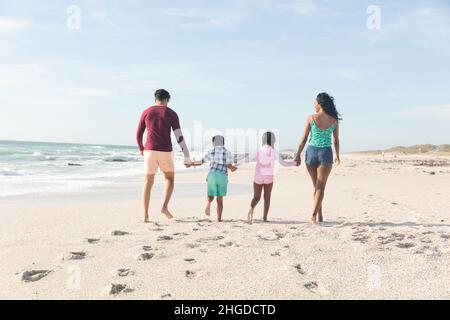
[205, 203, 211, 217]
[161, 207, 173, 220]
[248, 208, 254, 224]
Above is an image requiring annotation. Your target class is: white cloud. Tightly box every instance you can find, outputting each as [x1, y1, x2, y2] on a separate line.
[0, 18, 30, 33]
[335, 69, 362, 81]
[277, 1, 317, 15]
[162, 8, 245, 29]
[391, 104, 450, 121]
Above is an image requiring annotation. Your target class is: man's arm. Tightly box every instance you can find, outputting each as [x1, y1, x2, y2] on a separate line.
[171, 111, 191, 164]
[136, 111, 146, 155]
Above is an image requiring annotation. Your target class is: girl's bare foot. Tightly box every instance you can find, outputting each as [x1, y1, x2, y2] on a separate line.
[161, 207, 173, 220]
[318, 214, 324, 223]
[310, 214, 318, 225]
[205, 203, 211, 217]
[248, 208, 254, 224]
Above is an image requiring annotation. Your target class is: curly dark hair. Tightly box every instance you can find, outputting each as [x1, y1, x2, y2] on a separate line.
[155, 89, 171, 102]
[317, 92, 342, 121]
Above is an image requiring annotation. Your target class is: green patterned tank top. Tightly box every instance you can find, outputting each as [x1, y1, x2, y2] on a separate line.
[308, 118, 336, 148]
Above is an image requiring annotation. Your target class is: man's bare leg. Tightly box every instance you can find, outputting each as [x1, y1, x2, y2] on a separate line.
[161, 171, 175, 219]
[143, 174, 155, 223]
[205, 196, 214, 217]
[217, 196, 224, 222]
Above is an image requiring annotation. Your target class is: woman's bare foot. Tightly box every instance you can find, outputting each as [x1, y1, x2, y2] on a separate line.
[205, 203, 211, 217]
[161, 207, 173, 220]
[248, 208, 254, 224]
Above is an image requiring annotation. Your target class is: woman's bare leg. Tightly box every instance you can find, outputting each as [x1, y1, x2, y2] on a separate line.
[306, 165, 323, 222]
[312, 165, 333, 224]
[248, 183, 263, 224]
[143, 174, 155, 223]
[263, 183, 273, 222]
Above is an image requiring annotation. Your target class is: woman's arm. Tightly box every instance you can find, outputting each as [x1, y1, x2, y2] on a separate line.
[333, 122, 341, 165]
[294, 116, 312, 166]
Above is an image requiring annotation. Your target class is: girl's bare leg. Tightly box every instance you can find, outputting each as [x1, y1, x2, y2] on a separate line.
[217, 196, 224, 222]
[263, 183, 273, 222]
[205, 196, 214, 217]
[249, 183, 263, 224]
[312, 165, 333, 224]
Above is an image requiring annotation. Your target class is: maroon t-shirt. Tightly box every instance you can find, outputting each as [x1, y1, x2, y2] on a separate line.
[136, 105, 181, 152]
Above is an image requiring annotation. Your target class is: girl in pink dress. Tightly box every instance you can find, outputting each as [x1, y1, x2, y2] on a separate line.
[239, 132, 295, 224]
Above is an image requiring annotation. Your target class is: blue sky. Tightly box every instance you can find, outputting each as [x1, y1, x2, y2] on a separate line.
[0, 0, 449, 151]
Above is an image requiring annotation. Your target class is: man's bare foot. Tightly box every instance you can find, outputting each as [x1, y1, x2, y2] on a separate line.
[318, 214, 324, 223]
[205, 203, 211, 217]
[161, 207, 173, 220]
[248, 208, 254, 224]
[144, 215, 150, 223]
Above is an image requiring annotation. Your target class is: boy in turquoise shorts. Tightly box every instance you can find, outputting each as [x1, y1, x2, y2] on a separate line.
[192, 135, 237, 222]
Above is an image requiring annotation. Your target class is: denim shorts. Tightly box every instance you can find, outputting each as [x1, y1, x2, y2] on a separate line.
[305, 145, 333, 166]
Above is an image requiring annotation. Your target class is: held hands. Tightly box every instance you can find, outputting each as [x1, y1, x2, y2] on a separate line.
[294, 155, 301, 167]
[140, 150, 144, 156]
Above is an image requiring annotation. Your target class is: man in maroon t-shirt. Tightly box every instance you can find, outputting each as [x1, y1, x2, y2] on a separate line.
[136, 89, 192, 223]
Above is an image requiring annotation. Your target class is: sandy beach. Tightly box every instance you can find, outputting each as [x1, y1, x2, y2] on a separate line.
[1, 153, 449, 300]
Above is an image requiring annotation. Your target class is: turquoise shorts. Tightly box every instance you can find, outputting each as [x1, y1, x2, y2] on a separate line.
[206, 171, 228, 197]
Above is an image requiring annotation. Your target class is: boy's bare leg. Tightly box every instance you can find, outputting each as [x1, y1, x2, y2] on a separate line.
[205, 196, 214, 217]
[161, 171, 174, 219]
[263, 183, 273, 222]
[143, 174, 155, 223]
[217, 196, 224, 222]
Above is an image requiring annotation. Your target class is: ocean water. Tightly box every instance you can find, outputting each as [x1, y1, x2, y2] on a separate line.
[0, 140, 200, 198]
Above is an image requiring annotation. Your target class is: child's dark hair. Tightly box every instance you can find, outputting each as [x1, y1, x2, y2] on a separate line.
[212, 135, 225, 147]
[317, 92, 342, 121]
[155, 89, 171, 102]
[262, 132, 276, 147]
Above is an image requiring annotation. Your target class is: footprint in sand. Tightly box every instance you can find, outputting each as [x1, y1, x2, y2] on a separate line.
[186, 243, 201, 249]
[150, 228, 164, 232]
[295, 264, 305, 275]
[396, 243, 415, 249]
[111, 230, 131, 236]
[158, 236, 173, 241]
[173, 233, 189, 236]
[440, 234, 450, 240]
[86, 238, 100, 244]
[136, 253, 154, 261]
[185, 270, 197, 279]
[142, 246, 155, 252]
[184, 258, 196, 263]
[117, 268, 135, 277]
[219, 241, 238, 248]
[271, 252, 281, 257]
[61, 252, 87, 261]
[108, 284, 134, 296]
[161, 293, 172, 300]
[16, 270, 52, 282]
[304, 281, 319, 292]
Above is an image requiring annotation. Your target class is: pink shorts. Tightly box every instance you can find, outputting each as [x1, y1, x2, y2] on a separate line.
[144, 151, 174, 174]
[254, 174, 274, 185]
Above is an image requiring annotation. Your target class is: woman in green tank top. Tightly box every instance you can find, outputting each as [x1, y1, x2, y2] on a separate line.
[294, 93, 342, 224]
